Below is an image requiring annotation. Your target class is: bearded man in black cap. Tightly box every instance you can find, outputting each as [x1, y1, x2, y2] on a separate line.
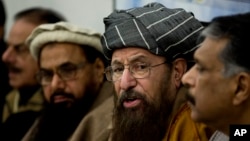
[100, 2, 214, 141]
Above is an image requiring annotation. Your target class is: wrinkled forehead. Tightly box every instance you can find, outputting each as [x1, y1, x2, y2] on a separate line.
[40, 43, 86, 68]
[8, 19, 37, 44]
[111, 47, 165, 64]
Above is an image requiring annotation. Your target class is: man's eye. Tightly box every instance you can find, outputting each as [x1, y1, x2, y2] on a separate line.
[112, 66, 124, 73]
[133, 63, 148, 71]
[41, 71, 53, 80]
[195, 65, 205, 72]
[59, 66, 77, 75]
[13, 44, 28, 53]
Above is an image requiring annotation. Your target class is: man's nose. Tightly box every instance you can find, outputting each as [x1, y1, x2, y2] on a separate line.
[119, 68, 137, 91]
[181, 67, 195, 88]
[50, 73, 66, 90]
[2, 46, 16, 64]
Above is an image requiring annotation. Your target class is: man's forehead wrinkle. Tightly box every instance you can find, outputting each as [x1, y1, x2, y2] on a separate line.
[41, 61, 74, 70]
[112, 53, 149, 65]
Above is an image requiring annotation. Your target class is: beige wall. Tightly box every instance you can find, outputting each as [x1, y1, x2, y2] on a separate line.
[3, 0, 113, 38]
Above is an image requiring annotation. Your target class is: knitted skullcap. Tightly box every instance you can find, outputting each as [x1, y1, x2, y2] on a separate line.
[27, 21, 102, 60]
[101, 2, 203, 61]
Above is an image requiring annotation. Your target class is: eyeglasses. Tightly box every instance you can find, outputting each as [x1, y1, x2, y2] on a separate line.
[104, 61, 167, 82]
[36, 62, 86, 86]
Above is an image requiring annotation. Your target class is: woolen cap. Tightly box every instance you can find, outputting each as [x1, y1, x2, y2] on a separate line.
[27, 22, 102, 60]
[101, 2, 203, 61]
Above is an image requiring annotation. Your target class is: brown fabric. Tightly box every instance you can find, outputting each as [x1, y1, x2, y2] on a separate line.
[22, 81, 114, 141]
[163, 87, 215, 141]
[88, 81, 114, 110]
[2, 89, 44, 122]
[68, 96, 113, 141]
[68, 81, 114, 141]
[163, 104, 214, 141]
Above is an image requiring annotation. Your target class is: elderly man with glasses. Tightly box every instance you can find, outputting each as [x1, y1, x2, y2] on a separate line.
[21, 22, 114, 141]
[100, 2, 214, 141]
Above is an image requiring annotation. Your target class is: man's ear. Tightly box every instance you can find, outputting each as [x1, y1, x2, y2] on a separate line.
[172, 58, 187, 88]
[233, 72, 250, 105]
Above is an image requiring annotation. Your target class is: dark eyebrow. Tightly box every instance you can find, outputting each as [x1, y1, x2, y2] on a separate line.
[40, 61, 76, 71]
[16, 42, 25, 46]
[111, 54, 149, 65]
[12, 43, 29, 52]
[129, 55, 148, 63]
[59, 62, 76, 68]
[39, 68, 52, 73]
[193, 57, 205, 67]
[11, 43, 26, 48]
[192, 57, 198, 64]
[111, 60, 123, 66]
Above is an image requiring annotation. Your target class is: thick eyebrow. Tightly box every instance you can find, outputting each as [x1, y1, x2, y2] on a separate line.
[7, 42, 26, 49]
[59, 62, 76, 68]
[40, 61, 75, 71]
[193, 56, 205, 67]
[39, 68, 51, 73]
[128, 54, 148, 63]
[111, 60, 123, 66]
[111, 54, 149, 65]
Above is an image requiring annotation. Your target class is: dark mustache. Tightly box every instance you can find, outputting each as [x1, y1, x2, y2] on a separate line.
[185, 92, 195, 105]
[51, 90, 75, 101]
[120, 90, 145, 103]
[7, 64, 22, 73]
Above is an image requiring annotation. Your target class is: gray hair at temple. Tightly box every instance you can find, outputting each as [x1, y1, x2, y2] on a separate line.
[101, 2, 204, 63]
[200, 12, 250, 77]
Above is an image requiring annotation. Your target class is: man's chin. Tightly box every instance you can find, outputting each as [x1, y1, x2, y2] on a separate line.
[9, 79, 22, 88]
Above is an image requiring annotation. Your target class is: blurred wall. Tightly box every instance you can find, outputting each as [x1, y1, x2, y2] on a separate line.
[4, 0, 249, 37]
[115, 0, 250, 22]
[3, 0, 113, 37]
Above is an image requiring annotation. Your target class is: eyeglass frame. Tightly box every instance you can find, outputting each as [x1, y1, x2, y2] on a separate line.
[36, 62, 87, 86]
[104, 61, 168, 82]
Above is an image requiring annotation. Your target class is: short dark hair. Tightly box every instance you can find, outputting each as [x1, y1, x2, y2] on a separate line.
[14, 7, 66, 25]
[0, 0, 6, 26]
[201, 12, 250, 77]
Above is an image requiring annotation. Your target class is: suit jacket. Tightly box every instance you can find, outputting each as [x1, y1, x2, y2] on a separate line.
[2, 88, 44, 122]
